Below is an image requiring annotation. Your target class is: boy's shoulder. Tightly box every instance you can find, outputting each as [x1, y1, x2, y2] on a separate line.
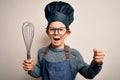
[38, 46, 46, 55]
[68, 46, 81, 56]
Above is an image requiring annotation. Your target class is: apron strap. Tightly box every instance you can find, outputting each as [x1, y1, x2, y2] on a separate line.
[64, 45, 70, 59]
[43, 44, 70, 59]
[42, 44, 51, 58]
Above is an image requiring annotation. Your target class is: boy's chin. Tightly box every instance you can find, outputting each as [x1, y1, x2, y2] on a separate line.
[53, 44, 60, 47]
[52, 43, 63, 48]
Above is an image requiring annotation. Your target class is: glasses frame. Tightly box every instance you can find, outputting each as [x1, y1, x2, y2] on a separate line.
[47, 27, 67, 36]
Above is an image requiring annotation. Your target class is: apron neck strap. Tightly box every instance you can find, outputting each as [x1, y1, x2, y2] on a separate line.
[64, 44, 70, 59]
[43, 44, 70, 59]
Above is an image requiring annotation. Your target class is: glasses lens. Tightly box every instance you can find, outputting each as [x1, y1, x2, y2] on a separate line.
[58, 27, 66, 35]
[48, 28, 55, 34]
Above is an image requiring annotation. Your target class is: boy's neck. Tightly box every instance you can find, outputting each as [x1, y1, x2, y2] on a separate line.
[51, 44, 65, 49]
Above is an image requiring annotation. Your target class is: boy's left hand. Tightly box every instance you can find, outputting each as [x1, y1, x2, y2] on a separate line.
[93, 48, 105, 65]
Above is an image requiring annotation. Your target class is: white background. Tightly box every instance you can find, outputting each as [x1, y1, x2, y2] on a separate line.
[0, 0, 120, 80]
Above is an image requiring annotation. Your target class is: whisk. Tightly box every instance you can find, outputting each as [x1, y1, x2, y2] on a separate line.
[22, 21, 34, 59]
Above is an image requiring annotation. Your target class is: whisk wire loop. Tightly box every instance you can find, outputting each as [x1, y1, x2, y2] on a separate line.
[22, 21, 34, 59]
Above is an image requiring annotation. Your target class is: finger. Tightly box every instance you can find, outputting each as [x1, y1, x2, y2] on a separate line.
[23, 65, 28, 71]
[24, 60, 29, 63]
[94, 58, 103, 61]
[28, 59, 33, 63]
[23, 62, 31, 66]
[23, 62, 27, 66]
[24, 59, 33, 64]
[94, 55, 104, 59]
[93, 55, 104, 64]
[93, 49, 105, 56]
[94, 59, 103, 64]
[23, 67, 32, 71]
[94, 52, 105, 56]
[23, 65, 32, 71]
[23, 65, 27, 69]
[93, 48, 103, 53]
[23, 62, 34, 67]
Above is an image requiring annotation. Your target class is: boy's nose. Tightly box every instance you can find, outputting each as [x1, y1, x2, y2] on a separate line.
[54, 29, 59, 34]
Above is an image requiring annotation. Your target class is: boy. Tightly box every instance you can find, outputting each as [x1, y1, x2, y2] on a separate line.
[23, 1, 105, 80]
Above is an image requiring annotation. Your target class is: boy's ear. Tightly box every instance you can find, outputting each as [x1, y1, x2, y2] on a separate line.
[67, 30, 71, 34]
[68, 30, 71, 34]
[66, 30, 71, 36]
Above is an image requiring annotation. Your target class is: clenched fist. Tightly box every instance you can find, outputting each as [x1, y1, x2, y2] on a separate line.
[23, 59, 34, 71]
[93, 48, 105, 65]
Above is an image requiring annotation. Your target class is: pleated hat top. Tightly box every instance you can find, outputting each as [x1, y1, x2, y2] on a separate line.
[45, 1, 74, 30]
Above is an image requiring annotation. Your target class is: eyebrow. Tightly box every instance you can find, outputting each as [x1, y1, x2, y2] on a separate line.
[49, 27, 66, 28]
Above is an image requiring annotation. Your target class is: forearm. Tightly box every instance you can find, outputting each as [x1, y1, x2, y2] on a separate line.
[79, 60, 102, 79]
[29, 62, 42, 78]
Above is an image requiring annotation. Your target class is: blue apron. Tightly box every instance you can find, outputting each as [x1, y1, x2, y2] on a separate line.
[41, 45, 73, 80]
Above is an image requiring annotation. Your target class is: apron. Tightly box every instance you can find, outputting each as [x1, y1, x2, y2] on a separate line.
[41, 44, 73, 80]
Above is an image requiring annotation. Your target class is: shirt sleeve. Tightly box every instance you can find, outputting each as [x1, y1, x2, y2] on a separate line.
[75, 49, 103, 79]
[29, 48, 45, 78]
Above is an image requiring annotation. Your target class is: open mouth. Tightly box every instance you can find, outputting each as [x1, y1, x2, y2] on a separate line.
[53, 38, 60, 41]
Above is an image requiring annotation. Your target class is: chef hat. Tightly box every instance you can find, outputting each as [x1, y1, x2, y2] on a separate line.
[45, 1, 74, 30]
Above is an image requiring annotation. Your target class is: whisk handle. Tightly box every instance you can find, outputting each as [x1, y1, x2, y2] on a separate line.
[27, 50, 31, 59]
[27, 51, 32, 74]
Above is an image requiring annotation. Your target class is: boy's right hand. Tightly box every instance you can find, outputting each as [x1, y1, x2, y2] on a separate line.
[23, 59, 34, 71]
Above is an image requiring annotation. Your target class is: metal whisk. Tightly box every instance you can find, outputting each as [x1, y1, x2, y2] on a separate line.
[22, 21, 34, 59]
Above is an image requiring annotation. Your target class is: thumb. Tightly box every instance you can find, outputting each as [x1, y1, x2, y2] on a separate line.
[93, 48, 97, 55]
[29, 59, 33, 63]
[93, 48, 97, 52]
[27, 59, 33, 63]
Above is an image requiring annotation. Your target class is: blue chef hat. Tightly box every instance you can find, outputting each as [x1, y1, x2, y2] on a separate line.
[45, 1, 74, 30]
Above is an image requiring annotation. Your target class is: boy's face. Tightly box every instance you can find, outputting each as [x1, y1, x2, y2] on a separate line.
[46, 21, 71, 48]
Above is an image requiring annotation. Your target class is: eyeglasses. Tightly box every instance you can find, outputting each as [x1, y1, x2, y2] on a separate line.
[48, 27, 67, 35]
